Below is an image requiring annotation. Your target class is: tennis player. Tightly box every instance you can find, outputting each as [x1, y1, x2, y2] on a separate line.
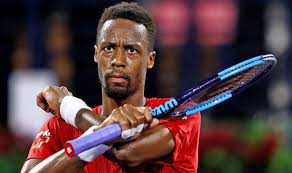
[21, 2, 201, 173]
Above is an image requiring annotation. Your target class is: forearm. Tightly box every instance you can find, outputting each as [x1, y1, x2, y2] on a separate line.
[28, 150, 85, 173]
[75, 109, 106, 132]
[113, 124, 175, 166]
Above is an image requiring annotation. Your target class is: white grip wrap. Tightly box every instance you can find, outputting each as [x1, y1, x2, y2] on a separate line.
[60, 96, 92, 128]
[77, 126, 112, 162]
[121, 123, 144, 139]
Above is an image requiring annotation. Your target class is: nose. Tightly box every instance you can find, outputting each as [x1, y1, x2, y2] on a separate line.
[111, 48, 126, 67]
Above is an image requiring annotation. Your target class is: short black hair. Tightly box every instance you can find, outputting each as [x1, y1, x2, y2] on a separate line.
[96, 2, 155, 50]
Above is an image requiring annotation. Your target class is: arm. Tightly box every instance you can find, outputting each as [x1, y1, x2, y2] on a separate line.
[21, 123, 110, 173]
[73, 106, 175, 167]
[21, 86, 103, 173]
[111, 124, 174, 167]
[75, 109, 106, 132]
[34, 86, 175, 166]
[74, 104, 174, 166]
[36, 86, 105, 132]
[21, 150, 85, 173]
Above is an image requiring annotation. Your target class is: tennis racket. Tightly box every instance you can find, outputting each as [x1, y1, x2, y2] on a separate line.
[64, 54, 277, 157]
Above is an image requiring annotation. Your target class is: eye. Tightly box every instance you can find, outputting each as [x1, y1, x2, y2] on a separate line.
[104, 46, 114, 52]
[127, 48, 137, 54]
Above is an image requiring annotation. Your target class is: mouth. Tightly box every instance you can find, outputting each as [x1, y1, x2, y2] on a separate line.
[106, 73, 129, 85]
[108, 76, 127, 83]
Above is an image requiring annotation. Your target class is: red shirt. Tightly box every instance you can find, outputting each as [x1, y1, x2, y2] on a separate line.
[27, 98, 201, 172]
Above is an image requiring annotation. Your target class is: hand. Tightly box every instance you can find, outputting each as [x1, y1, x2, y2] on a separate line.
[99, 104, 159, 141]
[36, 86, 72, 116]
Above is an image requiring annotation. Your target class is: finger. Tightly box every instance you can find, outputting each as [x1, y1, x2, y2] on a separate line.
[36, 92, 49, 110]
[124, 105, 145, 126]
[143, 107, 153, 124]
[149, 118, 159, 128]
[60, 86, 73, 96]
[119, 106, 140, 139]
[98, 118, 115, 129]
[37, 99, 47, 110]
[120, 105, 140, 128]
[48, 107, 56, 114]
[43, 86, 55, 100]
[60, 86, 68, 93]
[100, 109, 130, 130]
[43, 85, 53, 93]
[121, 105, 145, 139]
[115, 108, 131, 130]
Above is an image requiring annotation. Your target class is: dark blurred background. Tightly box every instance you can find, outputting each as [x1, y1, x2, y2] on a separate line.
[1, 0, 292, 172]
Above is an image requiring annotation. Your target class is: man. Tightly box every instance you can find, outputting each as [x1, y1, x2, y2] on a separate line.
[21, 2, 201, 173]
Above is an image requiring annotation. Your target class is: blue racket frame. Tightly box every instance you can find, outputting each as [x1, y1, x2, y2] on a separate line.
[152, 54, 276, 117]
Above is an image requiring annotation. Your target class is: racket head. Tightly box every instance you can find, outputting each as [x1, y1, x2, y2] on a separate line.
[168, 54, 277, 117]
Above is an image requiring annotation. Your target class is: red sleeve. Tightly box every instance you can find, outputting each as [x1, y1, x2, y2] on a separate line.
[158, 113, 201, 173]
[27, 116, 77, 160]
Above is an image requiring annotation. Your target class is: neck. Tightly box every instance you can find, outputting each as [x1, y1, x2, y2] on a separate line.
[101, 88, 146, 117]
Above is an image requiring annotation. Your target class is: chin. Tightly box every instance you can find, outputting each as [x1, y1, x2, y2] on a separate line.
[105, 86, 132, 100]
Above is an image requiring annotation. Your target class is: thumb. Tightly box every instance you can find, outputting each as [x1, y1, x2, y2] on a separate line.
[149, 118, 159, 128]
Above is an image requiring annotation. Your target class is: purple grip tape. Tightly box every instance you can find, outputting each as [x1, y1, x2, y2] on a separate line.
[64, 123, 121, 157]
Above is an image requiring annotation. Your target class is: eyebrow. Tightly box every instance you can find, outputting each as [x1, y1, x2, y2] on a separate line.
[100, 41, 143, 49]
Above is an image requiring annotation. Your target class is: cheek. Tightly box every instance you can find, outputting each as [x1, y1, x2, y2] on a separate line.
[97, 60, 107, 81]
[98, 56, 111, 71]
[131, 61, 147, 80]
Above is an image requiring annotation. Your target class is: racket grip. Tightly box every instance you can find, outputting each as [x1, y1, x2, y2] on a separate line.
[64, 123, 122, 157]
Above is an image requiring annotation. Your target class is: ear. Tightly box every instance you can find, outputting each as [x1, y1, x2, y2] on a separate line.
[94, 45, 98, 63]
[147, 51, 156, 69]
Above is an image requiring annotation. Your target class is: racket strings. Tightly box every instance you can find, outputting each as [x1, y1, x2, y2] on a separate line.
[171, 63, 270, 115]
[200, 63, 269, 101]
[203, 63, 269, 101]
[171, 60, 271, 115]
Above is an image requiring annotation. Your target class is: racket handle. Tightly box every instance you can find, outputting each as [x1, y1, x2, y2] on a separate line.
[64, 123, 121, 157]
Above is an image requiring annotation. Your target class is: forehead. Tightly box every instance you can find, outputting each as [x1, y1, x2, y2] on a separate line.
[98, 19, 148, 45]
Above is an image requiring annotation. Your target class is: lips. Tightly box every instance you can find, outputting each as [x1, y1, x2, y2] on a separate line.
[108, 76, 127, 83]
[109, 73, 127, 78]
[106, 72, 129, 84]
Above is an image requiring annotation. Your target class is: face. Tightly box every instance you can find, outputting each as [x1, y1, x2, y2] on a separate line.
[94, 19, 155, 100]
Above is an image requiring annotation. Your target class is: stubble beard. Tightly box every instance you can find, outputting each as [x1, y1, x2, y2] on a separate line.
[103, 75, 134, 101]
